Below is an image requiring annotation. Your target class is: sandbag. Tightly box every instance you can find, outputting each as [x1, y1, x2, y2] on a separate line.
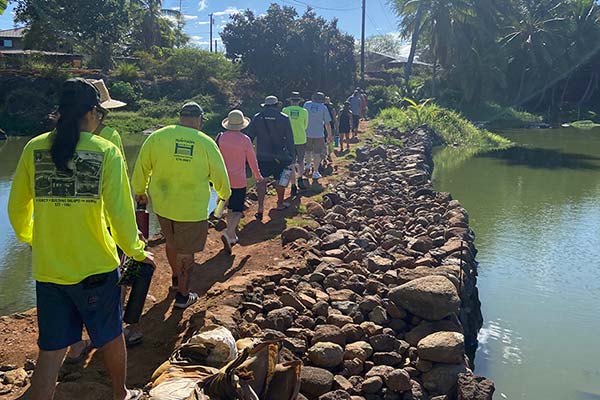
[185, 325, 238, 368]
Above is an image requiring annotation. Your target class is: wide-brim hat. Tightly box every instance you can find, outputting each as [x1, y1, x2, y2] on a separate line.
[262, 95, 279, 107]
[89, 79, 127, 109]
[222, 109, 251, 131]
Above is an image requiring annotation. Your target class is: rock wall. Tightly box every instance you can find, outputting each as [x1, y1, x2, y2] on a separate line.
[207, 127, 494, 399]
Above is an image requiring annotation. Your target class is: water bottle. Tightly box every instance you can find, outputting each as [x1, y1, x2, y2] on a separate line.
[135, 202, 149, 239]
[123, 261, 155, 324]
[278, 165, 293, 187]
[213, 199, 226, 219]
[334, 135, 340, 147]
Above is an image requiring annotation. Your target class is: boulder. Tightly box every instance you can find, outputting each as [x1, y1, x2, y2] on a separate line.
[265, 308, 294, 331]
[423, 364, 468, 394]
[457, 372, 495, 400]
[282, 227, 311, 245]
[388, 276, 460, 321]
[319, 390, 352, 400]
[313, 325, 347, 347]
[307, 201, 327, 218]
[308, 342, 345, 368]
[417, 332, 465, 364]
[301, 366, 335, 398]
[281, 292, 307, 312]
[361, 376, 384, 394]
[344, 341, 373, 362]
[405, 320, 462, 346]
[385, 369, 411, 393]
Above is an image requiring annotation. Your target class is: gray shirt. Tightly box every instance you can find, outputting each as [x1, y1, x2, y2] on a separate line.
[304, 101, 332, 139]
[347, 94, 363, 115]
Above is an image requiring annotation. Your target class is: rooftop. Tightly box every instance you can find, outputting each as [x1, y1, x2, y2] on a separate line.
[0, 27, 26, 39]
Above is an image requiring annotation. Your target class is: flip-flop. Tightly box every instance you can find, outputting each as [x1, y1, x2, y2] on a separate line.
[64, 340, 93, 364]
[125, 389, 143, 400]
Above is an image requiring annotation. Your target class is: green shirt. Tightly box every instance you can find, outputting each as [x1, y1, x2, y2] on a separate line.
[98, 125, 126, 164]
[131, 125, 231, 222]
[283, 106, 309, 145]
[8, 132, 147, 284]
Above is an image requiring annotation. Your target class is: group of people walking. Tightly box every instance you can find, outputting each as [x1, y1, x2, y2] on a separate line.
[6, 77, 368, 399]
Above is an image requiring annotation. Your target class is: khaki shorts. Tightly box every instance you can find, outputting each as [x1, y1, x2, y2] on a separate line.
[157, 215, 208, 254]
[306, 137, 326, 156]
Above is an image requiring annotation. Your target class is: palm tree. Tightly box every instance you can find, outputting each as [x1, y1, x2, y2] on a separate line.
[0, 0, 7, 15]
[130, 0, 184, 51]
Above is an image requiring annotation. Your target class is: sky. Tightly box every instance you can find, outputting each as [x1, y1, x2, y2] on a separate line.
[0, 0, 400, 50]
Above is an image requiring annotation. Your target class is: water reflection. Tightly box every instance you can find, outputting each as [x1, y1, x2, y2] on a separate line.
[479, 146, 600, 170]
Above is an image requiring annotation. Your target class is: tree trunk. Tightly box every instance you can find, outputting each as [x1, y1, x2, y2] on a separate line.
[404, 0, 427, 91]
[432, 59, 438, 98]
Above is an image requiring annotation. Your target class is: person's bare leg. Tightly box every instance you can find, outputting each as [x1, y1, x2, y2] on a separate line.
[256, 180, 267, 214]
[177, 254, 195, 297]
[100, 334, 129, 400]
[67, 340, 86, 359]
[28, 348, 68, 400]
[226, 212, 242, 240]
[165, 242, 180, 289]
[276, 186, 286, 207]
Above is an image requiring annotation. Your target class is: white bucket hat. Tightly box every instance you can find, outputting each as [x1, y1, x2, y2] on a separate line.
[261, 95, 279, 107]
[89, 79, 127, 109]
[222, 109, 251, 131]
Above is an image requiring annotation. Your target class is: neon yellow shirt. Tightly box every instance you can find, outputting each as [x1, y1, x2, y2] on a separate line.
[131, 125, 231, 222]
[8, 132, 147, 285]
[98, 125, 126, 164]
[283, 106, 309, 145]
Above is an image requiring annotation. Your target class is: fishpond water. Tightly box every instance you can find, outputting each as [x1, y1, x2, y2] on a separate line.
[433, 127, 600, 399]
[1, 128, 600, 399]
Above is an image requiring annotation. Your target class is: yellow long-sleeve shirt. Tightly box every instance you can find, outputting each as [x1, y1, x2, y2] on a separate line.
[8, 131, 147, 285]
[98, 125, 126, 163]
[131, 125, 231, 222]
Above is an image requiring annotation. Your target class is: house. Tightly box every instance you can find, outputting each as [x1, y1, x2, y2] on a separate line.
[0, 27, 83, 68]
[362, 50, 431, 73]
[0, 27, 26, 51]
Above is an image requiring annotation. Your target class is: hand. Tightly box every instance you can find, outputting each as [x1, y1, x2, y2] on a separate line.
[135, 194, 148, 206]
[326, 136, 333, 144]
[256, 175, 265, 183]
[143, 252, 156, 267]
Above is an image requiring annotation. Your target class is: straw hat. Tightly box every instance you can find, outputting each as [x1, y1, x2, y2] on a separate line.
[222, 109, 251, 131]
[89, 79, 127, 109]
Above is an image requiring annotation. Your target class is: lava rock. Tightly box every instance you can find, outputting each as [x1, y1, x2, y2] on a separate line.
[301, 366, 335, 398]
[388, 276, 460, 320]
[308, 342, 345, 368]
[417, 332, 465, 364]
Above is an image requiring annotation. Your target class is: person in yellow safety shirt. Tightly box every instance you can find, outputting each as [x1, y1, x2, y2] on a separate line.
[89, 79, 128, 162]
[8, 78, 152, 400]
[132, 101, 231, 310]
[282, 91, 309, 196]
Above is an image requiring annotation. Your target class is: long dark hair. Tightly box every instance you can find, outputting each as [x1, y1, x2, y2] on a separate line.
[50, 79, 100, 171]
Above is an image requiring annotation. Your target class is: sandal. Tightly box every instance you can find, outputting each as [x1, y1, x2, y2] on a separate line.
[221, 233, 233, 255]
[64, 340, 93, 364]
[125, 388, 143, 400]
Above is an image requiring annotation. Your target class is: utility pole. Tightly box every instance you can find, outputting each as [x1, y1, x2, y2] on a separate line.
[209, 13, 214, 52]
[215, 40, 218, 53]
[361, 0, 366, 84]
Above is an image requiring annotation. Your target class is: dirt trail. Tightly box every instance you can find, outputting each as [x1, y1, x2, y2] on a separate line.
[0, 123, 369, 400]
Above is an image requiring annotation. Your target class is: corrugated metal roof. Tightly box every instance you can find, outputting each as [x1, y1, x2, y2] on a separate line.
[0, 50, 82, 57]
[0, 27, 26, 38]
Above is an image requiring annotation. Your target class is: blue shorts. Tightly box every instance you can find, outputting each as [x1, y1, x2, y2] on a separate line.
[36, 269, 122, 351]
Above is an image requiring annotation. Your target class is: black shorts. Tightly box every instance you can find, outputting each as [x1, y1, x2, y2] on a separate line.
[228, 188, 247, 213]
[352, 115, 360, 129]
[259, 160, 286, 180]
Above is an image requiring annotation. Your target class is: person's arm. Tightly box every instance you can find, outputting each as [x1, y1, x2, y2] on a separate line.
[246, 116, 257, 143]
[284, 119, 296, 161]
[244, 136, 263, 182]
[207, 140, 232, 201]
[302, 109, 309, 131]
[113, 130, 127, 166]
[103, 147, 148, 261]
[131, 136, 153, 203]
[8, 145, 34, 244]
[324, 107, 333, 142]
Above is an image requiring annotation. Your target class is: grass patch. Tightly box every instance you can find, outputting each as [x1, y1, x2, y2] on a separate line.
[105, 111, 176, 136]
[460, 102, 543, 129]
[285, 217, 319, 229]
[373, 104, 511, 149]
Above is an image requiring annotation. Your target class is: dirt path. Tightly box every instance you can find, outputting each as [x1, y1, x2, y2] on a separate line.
[0, 122, 371, 399]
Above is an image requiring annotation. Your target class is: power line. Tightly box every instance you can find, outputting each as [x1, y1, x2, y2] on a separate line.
[286, 0, 362, 12]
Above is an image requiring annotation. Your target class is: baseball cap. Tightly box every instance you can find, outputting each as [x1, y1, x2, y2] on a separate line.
[59, 78, 102, 111]
[180, 101, 204, 117]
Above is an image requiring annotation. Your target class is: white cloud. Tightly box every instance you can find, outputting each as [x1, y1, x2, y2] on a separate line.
[198, 21, 211, 25]
[184, 15, 198, 20]
[199, 0, 208, 11]
[213, 7, 241, 16]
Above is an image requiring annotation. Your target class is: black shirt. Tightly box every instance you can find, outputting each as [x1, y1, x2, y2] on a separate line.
[247, 107, 295, 163]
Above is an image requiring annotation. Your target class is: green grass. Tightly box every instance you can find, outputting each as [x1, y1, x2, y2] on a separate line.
[285, 217, 319, 229]
[373, 104, 512, 149]
[104, 111, 176, 136]
[460, 102, 543, 129]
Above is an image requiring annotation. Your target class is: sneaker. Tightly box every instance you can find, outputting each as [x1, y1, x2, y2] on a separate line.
[298, 178, 307, 190]
[312, 171, 323, 180]
[174, 292, 199, 309]
[291, 184, 298, 196]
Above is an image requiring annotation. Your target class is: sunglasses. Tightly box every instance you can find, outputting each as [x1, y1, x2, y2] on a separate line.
[94, 106, 108, 121]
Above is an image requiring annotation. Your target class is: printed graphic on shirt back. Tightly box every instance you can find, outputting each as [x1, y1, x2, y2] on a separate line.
[34, 150, 103, 198]
[174, 138, 194, 162]
[289, 110, 300, 119]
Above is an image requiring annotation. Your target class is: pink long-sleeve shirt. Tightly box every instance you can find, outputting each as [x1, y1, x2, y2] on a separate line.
[217, 130, 262, 189]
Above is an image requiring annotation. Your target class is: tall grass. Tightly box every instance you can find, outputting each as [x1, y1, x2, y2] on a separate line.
[373, 104, 511, 149]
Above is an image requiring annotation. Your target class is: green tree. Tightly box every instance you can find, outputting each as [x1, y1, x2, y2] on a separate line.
[13, 0, 130, 71]
[221, 4, 356, 99]
[363, 33, 405, 56]
[128, 0, 189, 53]
[0, 0, 7, 15]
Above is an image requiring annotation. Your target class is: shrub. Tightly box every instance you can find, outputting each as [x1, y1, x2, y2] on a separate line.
[373, 104, 511, 148]
[114, 63, 140, 82]
[109, 81, 140, 109]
